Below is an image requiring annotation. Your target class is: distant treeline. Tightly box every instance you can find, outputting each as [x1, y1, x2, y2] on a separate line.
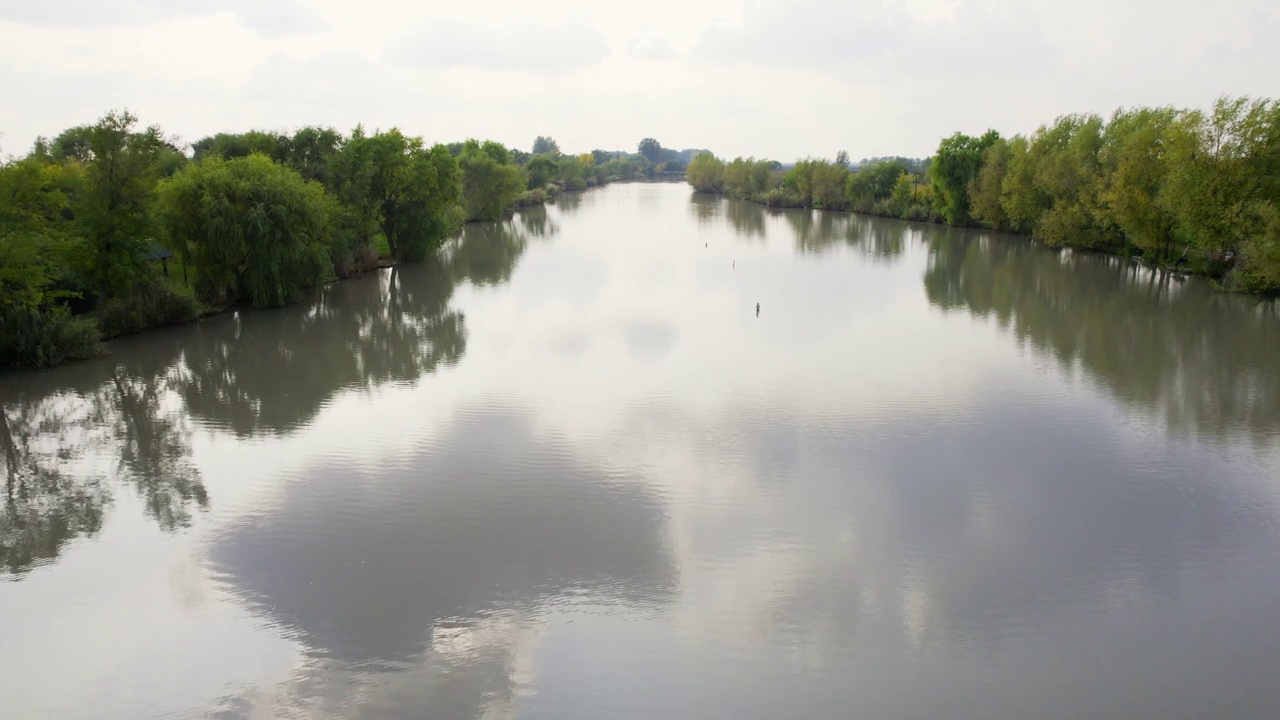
[0, 110, 700, 369]
[688, 96, 1280, 294]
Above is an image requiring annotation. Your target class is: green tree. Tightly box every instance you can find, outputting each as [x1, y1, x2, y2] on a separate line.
[191, 130, 287, 162]
[723, 157, 776, 198]
[156, 155, 332, 308]
[968, 138, 1011, 229]
[0, 158, 101, 367]
[47, 125, 94, 163]
[890, 172, 916, 215]
[638, 137, 663, 164]
[369, 132, 462, 260]
[526, 155, 557, 189]
[283, 126, 344, 186]
[999, 136, 1044, 233]
[459, 140, 526, 221]
[685, 153, 725, 193]
[847, 158, 911, 204]
[928, 129, 1001, 225]
[1025, 114, 1113, 248]
[557, 155, 587, 191]
[532, 136, 560, 155]
[1161, 97, 1280, 262]
[784, 158, 849, 209]
[333, 128, 463, 261]
[77, 110, 167, 299]
[1098, 107, 1180, 257]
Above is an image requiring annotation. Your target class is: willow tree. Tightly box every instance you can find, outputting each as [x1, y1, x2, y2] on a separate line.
[156, 154, 332, 308]
[928, 129, 1001, 225]
[685, 153, 725, 193]
[77, 110, 167, 299]
[459, 140, 526, 222]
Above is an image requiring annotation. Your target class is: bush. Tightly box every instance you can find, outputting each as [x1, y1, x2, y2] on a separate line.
[516, 188, 546, 207]
[0, 306, 103, 369]
[871, 199, 899, 217]
[686, 153, 725, 193]
[444, 203, 466, 236]
[357, 243, 380, 270]
[330, 241, 381, 278]
[901, 204, 931, 222]
[1232, 203, 1280, 293]
[98, 275, 199, 338]
[564, 176, 587, 192]
[758, 188, 805, 208]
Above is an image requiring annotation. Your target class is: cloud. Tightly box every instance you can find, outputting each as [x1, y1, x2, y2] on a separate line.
[901, 2, 1052, 77]
[386, 19, 610, 73]
[0, 61, 142, 154]
[233, 1, 326, 37]
[627, 36, 677, 60]
[244, 51, 404, 106]
[0, 0, 325, 36]
[693, 0, 907, 68]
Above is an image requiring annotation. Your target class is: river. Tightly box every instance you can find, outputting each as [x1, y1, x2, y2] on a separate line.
[3, 182, 1280, 719]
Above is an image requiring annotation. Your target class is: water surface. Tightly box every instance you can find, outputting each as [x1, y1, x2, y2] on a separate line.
[3, 184, 1280, 719]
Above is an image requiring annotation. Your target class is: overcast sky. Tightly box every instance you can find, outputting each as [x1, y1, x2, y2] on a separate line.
[1, 0, 1277, 161]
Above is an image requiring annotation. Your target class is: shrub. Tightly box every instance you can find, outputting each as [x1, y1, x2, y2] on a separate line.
[758, 188, 805, 208]
[0, 306, 102, 368]
[516, 188, 546, 207]
[98, 275, 199, 337]
[1232, 203, 1280, 293]
[901, 204, 931, 222]
[871, 199, 899, 217]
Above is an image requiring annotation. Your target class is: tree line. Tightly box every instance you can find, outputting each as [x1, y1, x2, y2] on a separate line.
[0, 109, 695, 369]
[687, 96, 1280, 294]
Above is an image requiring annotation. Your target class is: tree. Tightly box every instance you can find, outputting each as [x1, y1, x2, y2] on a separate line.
[784, 158, 849, 209]
[638, 137, 663, 163]
[283, 126, 344, 186]
[191, 131, 286, 162]
[156, 154, 332, 308]
[928, 129, 1001, 225]
[331, 128, 463, 262]
[77, 110, 167, 299]
[557, 155, 587, 190]
[686, 153, 725, 193]
[723, 157, 776, 198]
[835, 150, 850, 168]
[532, 136, 560, 155]
[847, 158, 911, 203]
[890, 172, 916, 215]
[810, 161, 850, 210]
[968, 138, 1011, 229]
[1099, 107, 1180, 256]
[526, 155, 557, 189]
[0, 158, 101, 367]
[1022, 114, 1113, 248]
[47, 126, 94, 163]
[459, 140, 526, 221]
[1161, 97, 1280, 260]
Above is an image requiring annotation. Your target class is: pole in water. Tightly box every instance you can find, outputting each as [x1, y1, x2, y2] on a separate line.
[755, 303, 760, 317]
[733, 260, 735, 269]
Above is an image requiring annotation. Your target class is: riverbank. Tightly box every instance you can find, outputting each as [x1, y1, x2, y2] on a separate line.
[46, 190, 599, 369]
[716, 191, 1239, 289]
[688, 97, 1280, 295]
[1, 110, 698, 370]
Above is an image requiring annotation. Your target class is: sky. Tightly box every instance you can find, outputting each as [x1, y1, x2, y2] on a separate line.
[1, 0, 1278, 162]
